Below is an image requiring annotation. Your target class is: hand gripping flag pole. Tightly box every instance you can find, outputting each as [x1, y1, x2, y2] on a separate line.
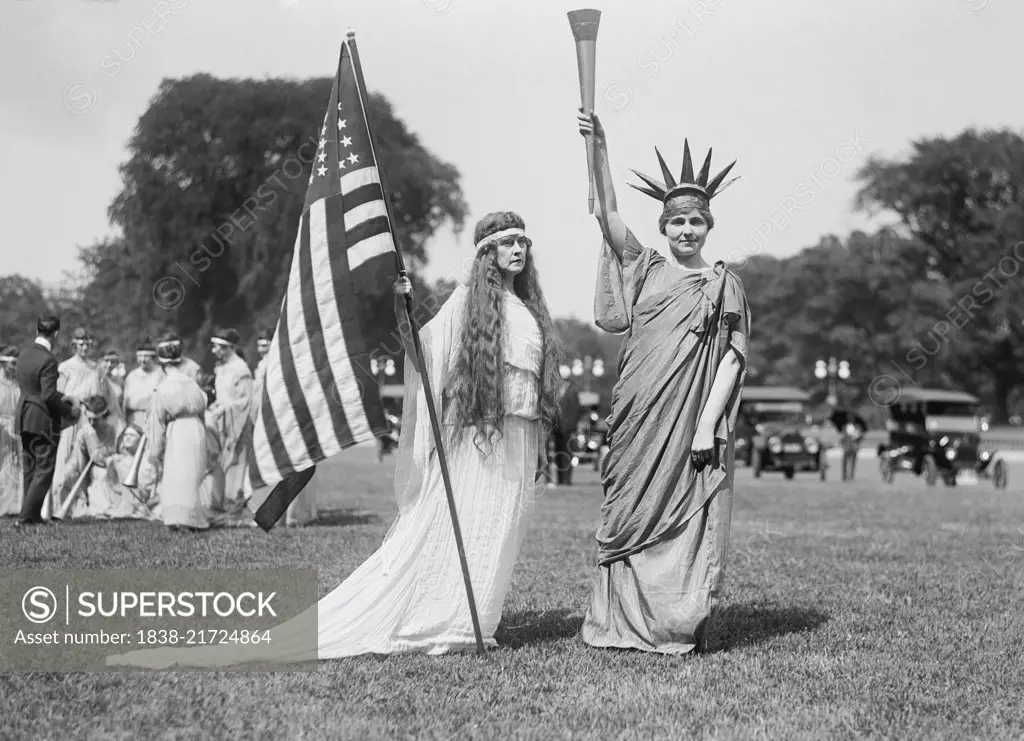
[346, 29, 486, 655]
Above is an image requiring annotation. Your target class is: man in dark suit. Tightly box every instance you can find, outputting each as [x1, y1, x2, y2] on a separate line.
[15, 316, 79, 526]
[552, 378, 583, 486]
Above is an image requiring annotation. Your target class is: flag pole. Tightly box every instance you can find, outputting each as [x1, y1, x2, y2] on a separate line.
[345, 28, 487, 656]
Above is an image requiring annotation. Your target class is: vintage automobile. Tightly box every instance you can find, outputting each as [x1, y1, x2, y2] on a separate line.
[568, 412, 608, 471]
[876, 388, 1007, 488]
[741, 386, 827, 480]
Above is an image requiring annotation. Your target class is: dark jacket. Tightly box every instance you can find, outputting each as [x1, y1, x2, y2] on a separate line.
[556, 380, 583, 437]
[15, 340, 76, 439]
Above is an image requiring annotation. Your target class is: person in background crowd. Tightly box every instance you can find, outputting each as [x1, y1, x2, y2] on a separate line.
[207, 327, 254, 504]
[551, 377, 583, 487]
[101, 349, 125, 414]
[197, 420, 254, 528]
[841, 421, 863, 481]
[198, 372, 217, 407]
[15, 317, 80, 527]
[251, 328, 272, 410]
[123, 336, 164, 428]
[255, 330, 272, 363]
[178, 343, 203, 385]
[61, 395, 126, 519]
[0, 345, 24, 516]
[148, 333, 210, 532]
[104, 423, 157, 519]
[47, 327, 117, 519]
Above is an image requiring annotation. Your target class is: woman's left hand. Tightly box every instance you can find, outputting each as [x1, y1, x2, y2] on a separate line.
[690, 425, 716, 471]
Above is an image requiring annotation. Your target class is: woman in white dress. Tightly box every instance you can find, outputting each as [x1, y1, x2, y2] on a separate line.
[46, 327, 121, 518]
[105, 424, 157, 519]
[0, 346, 23, 516]
[147, 333, 210, 532]
[106, 211, 564, 668]
[122, 336, 164, 428]
[63, 395, 125, 519]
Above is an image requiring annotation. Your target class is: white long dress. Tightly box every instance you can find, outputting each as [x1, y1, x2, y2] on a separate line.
[208, 354, 253, 503]
[106, 285, 545, 668]
[46, 355, 118, 519]
[0, 373, 22, 516]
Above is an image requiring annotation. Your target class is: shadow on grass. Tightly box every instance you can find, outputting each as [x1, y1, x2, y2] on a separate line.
[706, 602, 830, 653]
[495, 609, 583, 649]
[312, 509, 383, 528]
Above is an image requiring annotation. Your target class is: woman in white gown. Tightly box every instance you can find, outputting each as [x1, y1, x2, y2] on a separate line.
[0, 346, 23, 516]
[146, 333, 210, 532]
[106, 211, 564, 668]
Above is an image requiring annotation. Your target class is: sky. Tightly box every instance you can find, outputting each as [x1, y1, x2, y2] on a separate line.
[1, 0, 1021, 321]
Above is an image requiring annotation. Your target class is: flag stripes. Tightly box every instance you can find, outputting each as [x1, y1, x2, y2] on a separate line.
[248, 35, 400, 498]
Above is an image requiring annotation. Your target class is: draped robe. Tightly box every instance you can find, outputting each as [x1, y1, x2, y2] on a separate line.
[123, 366, 165, 428]
[582, 230, 751, 654]
[46, 355, 121, 518]
[0, 374, 22, 516]
[208, 354, 253, 503]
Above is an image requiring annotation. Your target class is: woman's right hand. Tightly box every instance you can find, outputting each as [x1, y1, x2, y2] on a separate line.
[393, 276, 413, 299]
[577, 107, 606, 145]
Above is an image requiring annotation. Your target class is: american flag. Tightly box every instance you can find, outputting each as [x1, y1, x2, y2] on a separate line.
[250, 32, 400, 526]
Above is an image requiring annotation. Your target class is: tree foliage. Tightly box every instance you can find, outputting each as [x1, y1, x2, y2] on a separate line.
[90, 74, 467, 364]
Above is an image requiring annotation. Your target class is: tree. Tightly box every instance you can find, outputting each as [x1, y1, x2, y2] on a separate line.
[856, 128, 1024, 421]
[0, 276, 51, 348]
[86, 74, 466, 364]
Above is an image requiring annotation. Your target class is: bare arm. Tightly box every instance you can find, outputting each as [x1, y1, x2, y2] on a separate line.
[578, 109, 627, 261]
[696, 349, 743, 437]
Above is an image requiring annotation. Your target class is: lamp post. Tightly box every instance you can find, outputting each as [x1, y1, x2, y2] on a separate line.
[559, 354, 604, 392]
[369, 354, 396, 396]
[814, 356, 850, 407]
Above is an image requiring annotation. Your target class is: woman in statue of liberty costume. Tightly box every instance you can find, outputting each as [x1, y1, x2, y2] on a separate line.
[577, 109, 751, 655]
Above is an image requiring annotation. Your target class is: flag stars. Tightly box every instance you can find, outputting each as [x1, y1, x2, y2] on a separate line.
[319, 137, 326, 148]
[317, 151, 327, 163]
[317, 165, 327, 176]
[337, 119, 348, 130]
[347, 153, 359, 165]
[338, 102, 343, 111]
[340, 136, 352, 148]
[339, 159, 347, 170]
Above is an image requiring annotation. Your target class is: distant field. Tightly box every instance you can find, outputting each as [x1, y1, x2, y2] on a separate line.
[1, 444, 1021, 740]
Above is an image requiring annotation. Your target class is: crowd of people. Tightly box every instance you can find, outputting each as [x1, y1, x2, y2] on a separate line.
[0, 321, 318, 531]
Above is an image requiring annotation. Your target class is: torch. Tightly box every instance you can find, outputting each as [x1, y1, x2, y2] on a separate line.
[568, 8, 601, 214]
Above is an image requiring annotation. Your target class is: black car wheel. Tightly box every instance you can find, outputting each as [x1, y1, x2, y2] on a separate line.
[994, 459, 1008, 489]
[784, 467, 795, 480]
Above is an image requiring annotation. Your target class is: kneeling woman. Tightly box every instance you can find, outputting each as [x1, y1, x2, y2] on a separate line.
[107, 211, 563, 669]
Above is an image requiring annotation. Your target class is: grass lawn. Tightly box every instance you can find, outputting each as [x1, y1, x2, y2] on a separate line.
[1, 447, 1022, 740]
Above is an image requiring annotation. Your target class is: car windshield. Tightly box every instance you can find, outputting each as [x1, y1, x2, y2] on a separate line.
[925, 401, 977, 417]
[891, 401, 977, 421]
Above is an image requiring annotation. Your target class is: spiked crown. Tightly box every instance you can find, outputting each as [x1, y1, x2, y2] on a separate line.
[629, 140, 739, 206]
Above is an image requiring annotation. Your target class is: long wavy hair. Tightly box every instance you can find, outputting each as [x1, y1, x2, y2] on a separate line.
[444, 211, 564, 452]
